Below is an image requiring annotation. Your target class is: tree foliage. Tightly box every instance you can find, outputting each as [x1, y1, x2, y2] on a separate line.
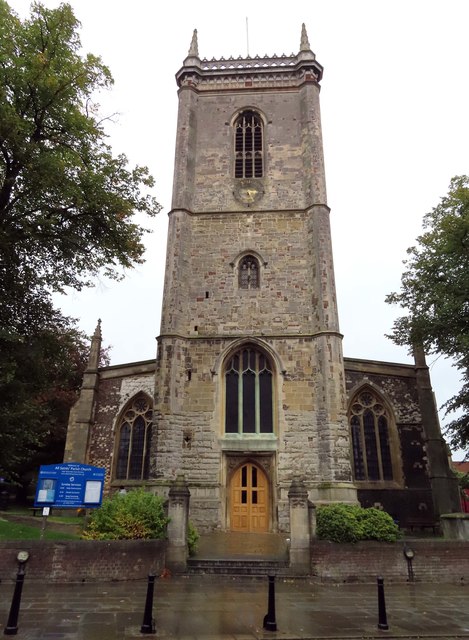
[0, 1, 161, 481]
[0, 0, 161, 295]
[0, 310, 89, 482]
[386, 176, 469, 450]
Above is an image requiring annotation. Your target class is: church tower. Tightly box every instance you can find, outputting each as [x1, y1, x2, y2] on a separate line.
[153, 26, 357, 533]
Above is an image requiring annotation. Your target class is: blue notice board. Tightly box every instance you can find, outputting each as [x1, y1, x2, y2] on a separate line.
[34, 463, 105, 508]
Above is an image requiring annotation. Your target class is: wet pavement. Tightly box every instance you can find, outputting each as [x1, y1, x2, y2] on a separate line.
[1, 575, 468, 639]
[1, 531, 468, 638]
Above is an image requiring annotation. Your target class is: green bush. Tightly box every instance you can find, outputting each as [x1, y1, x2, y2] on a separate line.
[187, 521, 199, 556]
[357, 506, 400, 542]
[316, 503, 363, 542]
[82, 489, 169, 540]
[316, 504, 399, 543]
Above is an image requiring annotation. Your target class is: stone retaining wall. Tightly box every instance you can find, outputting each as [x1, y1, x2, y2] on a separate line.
[0, 540, 166, 582]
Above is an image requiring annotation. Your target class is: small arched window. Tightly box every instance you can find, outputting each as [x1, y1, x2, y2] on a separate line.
[225, 346, 273, 435]
[234, 111, 263, 178]
[115, 394, 152, 480]
[349, 389, 394, 482]
[239, 254, 260, 289]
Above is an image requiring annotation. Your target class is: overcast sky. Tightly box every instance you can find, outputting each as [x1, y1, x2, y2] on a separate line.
[10, 0, 469, 456]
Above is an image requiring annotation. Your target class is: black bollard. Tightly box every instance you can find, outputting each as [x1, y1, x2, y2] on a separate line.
[403, 546, 415, 582]
[263, 574, 277, 632]
[4, 565, 26, 635]
[377, 576, 389, 631]
[140, 573, 156, 634]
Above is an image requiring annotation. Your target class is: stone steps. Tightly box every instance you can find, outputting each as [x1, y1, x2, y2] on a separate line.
[186, 558, 290, 576]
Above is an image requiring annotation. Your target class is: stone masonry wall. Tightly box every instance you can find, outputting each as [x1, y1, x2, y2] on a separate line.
[163, 210, 317, 337]
[172, 86, 324, 214]
[154, 334, 352, 532]
[345, 363, 422, 425]
[344, 361, 434, 525]
[87, 368, 155, 493]
[155, 205, 352, 533]
[155, 54, 351, 533]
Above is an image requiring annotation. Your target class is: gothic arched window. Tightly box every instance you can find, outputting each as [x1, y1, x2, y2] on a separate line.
[234, 111, 263, 178]
[115, 394, 152, 480]
[349, 390, 394, 482]
[239, 254, 260, 289]
[225, 346, 273, 435]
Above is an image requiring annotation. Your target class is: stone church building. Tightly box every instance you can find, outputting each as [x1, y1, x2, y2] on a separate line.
[64, 26, 459, 534]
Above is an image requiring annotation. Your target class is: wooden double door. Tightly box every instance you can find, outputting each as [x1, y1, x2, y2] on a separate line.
[230, 462, 269, 532]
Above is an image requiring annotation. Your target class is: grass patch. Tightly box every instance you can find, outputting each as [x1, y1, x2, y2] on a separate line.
[7, 506, 84, 525]
[49, 515, 83, 525]
[0, 518, 79, 540]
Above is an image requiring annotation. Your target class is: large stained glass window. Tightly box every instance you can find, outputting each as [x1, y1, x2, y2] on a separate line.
[349, 390, 394, 482]
[116, 394, 152, 480]
[225, 346, 273, 435]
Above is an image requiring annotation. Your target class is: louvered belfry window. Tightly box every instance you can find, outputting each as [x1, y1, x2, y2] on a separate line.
[116, 394, 152, 480]
[349, 390, 393, 482]
[225, 346, 273, 435]
[235, 111, 263, 178]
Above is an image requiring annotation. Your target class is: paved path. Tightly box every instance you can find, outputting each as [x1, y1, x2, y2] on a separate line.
[1, 575, 468, 639]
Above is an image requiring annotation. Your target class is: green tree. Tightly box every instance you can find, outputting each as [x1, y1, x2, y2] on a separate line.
[0, 0, 161, 296]
[386, 175, 469, 451]
[0, 1, 161, 481]
[0, 309, 89, 483]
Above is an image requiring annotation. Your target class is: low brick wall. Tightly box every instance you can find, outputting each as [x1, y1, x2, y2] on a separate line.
[311, 540, 469, 583]
[0, 540, 166, 582]
[1, 539, 468, 583]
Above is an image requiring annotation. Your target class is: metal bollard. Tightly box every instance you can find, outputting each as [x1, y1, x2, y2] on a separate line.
[403, 546, 415, 582]
[377, 576, 389, 631]
[263, 574, 277, 632]
[4, 564, 27, 635]
[140, 573, 156, 634]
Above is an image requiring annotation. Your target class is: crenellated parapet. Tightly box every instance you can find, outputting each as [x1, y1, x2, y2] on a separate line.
[176, 25, 323, 91]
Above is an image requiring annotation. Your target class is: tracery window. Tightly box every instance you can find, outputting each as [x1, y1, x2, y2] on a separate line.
[234, 111, 263, 178]
[225, 346, 273, 435]
[239, 255, 260, 289]
[115, 394, 152, 480]
[349, 390, 394, 482]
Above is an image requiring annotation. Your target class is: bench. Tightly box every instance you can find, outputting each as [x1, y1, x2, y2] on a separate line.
[406, 519, 439, 534]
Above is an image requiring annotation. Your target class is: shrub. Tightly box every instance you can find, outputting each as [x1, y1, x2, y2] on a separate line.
[357, 507, 400, 542]
[316, 503, 364, 542]
[82, 488, 169, 540]
[316, 504, 399, 543]
[187, 521, 199, 556]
